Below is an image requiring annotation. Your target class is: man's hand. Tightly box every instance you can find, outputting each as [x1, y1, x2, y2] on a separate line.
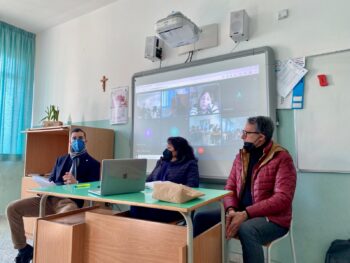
[226, 210, 248, 239]
[225, 208, 236, 239]
[63, 172, 78, 184]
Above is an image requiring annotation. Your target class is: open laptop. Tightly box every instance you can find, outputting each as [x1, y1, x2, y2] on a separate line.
[88, 159, 147, 196]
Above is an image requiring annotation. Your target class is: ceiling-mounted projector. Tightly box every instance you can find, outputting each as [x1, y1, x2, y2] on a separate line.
[156, 11, 200, 48]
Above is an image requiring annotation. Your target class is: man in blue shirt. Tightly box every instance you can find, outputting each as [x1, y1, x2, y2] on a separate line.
[6, 128, 100, 263]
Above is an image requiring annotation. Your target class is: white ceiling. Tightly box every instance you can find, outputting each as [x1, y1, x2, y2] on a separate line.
[0, 0, 119, 33]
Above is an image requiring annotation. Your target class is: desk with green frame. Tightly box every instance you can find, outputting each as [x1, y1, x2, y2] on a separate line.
[29, 181, 231, 263]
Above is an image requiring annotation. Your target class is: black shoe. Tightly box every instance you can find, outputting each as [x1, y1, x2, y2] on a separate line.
[14, 244, 33, 263]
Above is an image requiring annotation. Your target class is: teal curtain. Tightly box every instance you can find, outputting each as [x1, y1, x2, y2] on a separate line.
[0, 21, 35, 155]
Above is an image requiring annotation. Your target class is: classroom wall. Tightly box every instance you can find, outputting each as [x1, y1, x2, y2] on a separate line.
[0, 161, 24, 214]
[32, 0, 350, 126]
[2, 0, 350, 262]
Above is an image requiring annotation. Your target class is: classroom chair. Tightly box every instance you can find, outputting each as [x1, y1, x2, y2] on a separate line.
[265, 219, 296, 263]
[228, 219, 296, 263]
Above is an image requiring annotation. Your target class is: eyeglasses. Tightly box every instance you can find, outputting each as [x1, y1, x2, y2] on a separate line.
[241, 130, 260, 137]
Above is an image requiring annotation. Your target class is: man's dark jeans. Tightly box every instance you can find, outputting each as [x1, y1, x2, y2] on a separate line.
[193, 209, 288, 263]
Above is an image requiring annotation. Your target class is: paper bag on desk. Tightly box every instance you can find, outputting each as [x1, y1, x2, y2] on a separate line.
[152, 181, 204, 203]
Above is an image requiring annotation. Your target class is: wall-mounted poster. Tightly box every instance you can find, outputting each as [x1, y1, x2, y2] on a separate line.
[110, 86, 129, 124]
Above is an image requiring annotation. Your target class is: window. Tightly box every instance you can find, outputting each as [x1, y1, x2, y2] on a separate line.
[0, 21, 35, 156]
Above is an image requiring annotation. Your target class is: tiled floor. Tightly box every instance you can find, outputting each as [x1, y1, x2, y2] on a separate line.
[0, 216, 17, 263]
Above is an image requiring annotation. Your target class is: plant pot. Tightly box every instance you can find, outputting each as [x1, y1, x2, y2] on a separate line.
[42, 121, 63, 127]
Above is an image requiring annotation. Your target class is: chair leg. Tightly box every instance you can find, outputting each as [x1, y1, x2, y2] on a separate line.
[289, 230, 297, 263]
[226, 239, 235, 263]
[266, 246, 271, 263]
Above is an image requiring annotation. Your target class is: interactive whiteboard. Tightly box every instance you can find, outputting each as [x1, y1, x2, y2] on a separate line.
[132, 47, 276, 181]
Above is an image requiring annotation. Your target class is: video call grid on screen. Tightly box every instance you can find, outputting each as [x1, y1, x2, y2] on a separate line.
[132, 48, 276, 180]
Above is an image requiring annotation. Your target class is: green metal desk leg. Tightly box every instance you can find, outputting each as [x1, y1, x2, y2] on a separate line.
[180, 202, 226, 263]
[220, 201, 226, 263]
[180, 212, 194, 263]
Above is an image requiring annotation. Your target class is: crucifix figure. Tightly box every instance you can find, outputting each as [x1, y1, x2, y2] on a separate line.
[100, 75, 109, 92]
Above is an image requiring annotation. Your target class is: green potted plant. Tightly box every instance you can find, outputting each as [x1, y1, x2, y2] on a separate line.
[41, 105, 63, 127]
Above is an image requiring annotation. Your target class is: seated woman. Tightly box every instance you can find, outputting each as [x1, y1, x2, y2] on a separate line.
[130, 136, 199, 222]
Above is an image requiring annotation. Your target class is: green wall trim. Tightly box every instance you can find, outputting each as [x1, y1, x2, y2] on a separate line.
[0, 161, 24, 214]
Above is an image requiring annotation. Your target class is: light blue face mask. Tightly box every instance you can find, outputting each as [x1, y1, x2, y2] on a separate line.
[71, 139, 85, 153]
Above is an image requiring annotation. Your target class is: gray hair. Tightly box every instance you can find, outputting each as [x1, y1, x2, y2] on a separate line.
[247, 116, 274, 141]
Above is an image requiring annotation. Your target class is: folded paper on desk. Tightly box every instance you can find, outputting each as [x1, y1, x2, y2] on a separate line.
[152, 181, 204, 203]
[32, 175, 55, 187]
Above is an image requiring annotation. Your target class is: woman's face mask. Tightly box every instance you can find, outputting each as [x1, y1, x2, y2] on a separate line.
[162, 148, 173, 161]
[71, 139, 85, 153]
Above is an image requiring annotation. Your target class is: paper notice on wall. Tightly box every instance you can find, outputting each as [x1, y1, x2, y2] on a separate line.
[111, 86, 129, 124]
[291, 78, 305, 109]
[277, 78, 305, 109]
[277, 91, 293, 109]
[277, 59, 308, 98]
[290, 57, 305, 68]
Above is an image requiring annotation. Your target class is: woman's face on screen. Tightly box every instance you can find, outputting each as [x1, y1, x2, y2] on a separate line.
[199, 92, 212, 110]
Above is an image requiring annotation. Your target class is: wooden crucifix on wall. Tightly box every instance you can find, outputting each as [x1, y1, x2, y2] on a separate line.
[100, 75, 109, 92]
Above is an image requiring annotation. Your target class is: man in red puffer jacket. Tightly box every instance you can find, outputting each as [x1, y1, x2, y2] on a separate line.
[194, 116, 296, 263]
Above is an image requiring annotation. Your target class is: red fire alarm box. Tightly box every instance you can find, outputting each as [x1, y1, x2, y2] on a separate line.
[317, 74, 328, 87]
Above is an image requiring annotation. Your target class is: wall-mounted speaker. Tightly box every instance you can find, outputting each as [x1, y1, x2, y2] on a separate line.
[230, 9, 249, 43]
[145, 36, 162, 62]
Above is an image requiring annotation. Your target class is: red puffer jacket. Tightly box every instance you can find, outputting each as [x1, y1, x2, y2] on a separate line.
[224, 141, 297, 228]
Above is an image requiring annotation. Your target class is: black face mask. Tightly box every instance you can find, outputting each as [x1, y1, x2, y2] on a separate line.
[162, 149, 172, 161]
[243, 142, 256, 152]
